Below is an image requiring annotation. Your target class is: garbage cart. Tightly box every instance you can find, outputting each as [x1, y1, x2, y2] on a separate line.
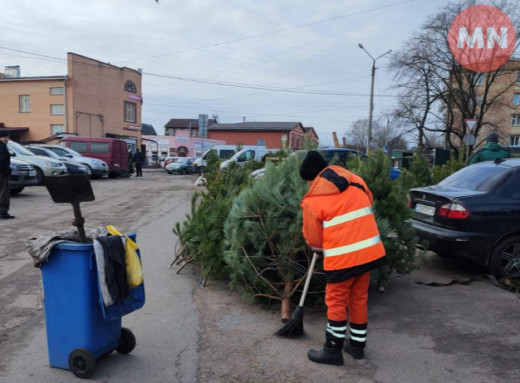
[40, 233, 145, 379]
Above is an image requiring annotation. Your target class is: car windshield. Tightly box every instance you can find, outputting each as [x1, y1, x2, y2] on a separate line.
[8, 141, 35, 156]
[438, 165, 512, 192]
[46, 146, 75, 157]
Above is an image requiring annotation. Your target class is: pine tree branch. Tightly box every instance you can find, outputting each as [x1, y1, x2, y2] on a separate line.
[241, 246, 281, 295]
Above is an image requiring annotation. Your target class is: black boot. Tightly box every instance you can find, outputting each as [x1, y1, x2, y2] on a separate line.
[307, 334, 344, 366]
[343, 343, 364, 360]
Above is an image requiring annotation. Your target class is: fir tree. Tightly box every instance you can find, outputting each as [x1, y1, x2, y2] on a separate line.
[223, 155, 324, 320]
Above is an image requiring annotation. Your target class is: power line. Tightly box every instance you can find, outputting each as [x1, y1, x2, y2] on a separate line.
[121, 0, 415, 62]
[0, 46, 399, 98]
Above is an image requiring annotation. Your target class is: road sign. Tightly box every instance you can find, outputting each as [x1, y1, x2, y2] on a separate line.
[464, 119, 478, 133]
[463, 133, 476, 146]
[198, 114, 208, 138]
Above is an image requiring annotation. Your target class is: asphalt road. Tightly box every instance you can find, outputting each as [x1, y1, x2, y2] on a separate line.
[1, 169, 520, 382]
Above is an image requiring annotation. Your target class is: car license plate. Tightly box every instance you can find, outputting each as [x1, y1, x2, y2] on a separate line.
[415, 203, 435, 216]
[29, 170, 36, 176]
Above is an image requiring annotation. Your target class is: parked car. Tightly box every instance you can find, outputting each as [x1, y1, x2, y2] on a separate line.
[31, 144, 108, 178]
[165, 158, 195, 174]
[408, 158, 520, 279]
[25, 146, 91, 176]
[220, 147, 275, 171]
[60, 137, 128, 178]
[192, 145, 241, 173]
[10, 158, 38, 195]
[320, 148, 367, 166]
[7, 141, 68, 185]
[162, 156, 181, 168]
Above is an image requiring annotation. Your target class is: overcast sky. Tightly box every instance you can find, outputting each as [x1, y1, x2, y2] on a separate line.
[1, 0, 462, 146]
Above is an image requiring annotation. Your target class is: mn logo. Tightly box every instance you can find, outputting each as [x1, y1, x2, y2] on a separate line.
[448, 5, 516, 72]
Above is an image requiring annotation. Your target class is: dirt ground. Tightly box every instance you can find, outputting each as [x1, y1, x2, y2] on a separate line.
[1, 170, 520, 383]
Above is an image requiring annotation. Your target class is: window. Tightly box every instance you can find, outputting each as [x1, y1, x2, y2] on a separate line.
[50, 87, 64, 95]
[125, 81, 136, 93]
[510, 136, 520, 147]
[257, 139, 266, 146]
[124, 101, 136, 122]
[69, 142, 88, 153]
[19, 95, 30, 113]
[51, 124, 65, 134]
[50, 104, 64, 115]
[90, 143, 109, 154]
[474, 73, 485, 85]
[220, 150, 235, 159]
[514, 94, 520, 105]
[512, 114, 520, 126]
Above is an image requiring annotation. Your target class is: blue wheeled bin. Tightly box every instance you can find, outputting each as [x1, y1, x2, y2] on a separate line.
[40, 233, 145, 379]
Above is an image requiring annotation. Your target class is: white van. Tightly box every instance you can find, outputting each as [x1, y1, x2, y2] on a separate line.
[219, 147, 275, 171]
[193, 145, 259, 173]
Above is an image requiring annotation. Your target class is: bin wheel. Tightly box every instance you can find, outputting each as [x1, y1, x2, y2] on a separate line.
[68, 348, 96, 379]
[116, 327, 136, 354]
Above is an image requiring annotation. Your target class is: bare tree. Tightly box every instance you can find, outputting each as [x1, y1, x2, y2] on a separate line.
[390, 0, 520, 154]
[345, 118, 408, 152]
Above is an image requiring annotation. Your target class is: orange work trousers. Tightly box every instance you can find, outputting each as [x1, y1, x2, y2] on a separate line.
[325, 272, 370, 323]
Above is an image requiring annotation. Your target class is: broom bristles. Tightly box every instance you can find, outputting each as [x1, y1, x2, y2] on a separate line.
[274, 306, 304, 337]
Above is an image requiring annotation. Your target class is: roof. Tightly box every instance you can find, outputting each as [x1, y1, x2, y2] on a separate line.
[164, 118, 217, 129]
[141, 123, 157, 135]
[207, 122, 302, 132]
[0, 76, 66, 82]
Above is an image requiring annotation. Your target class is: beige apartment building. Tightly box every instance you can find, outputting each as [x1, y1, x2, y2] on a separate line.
[0, 53, 142, 148]
[450, 58, 520, 149]
[481, 58, 520, 147]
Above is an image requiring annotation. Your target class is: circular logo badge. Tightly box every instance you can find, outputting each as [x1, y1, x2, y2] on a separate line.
[448, 5, 516, 72]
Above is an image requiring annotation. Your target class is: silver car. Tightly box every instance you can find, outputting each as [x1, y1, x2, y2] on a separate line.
[32, 144, 108, 178]
[10, 158, 38, 195]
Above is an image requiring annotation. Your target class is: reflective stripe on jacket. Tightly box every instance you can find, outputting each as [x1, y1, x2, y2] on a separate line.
[301, 165, 386, 282]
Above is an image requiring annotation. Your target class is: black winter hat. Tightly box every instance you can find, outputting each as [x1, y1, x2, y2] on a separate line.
[300, 150, 329, 180]
[486, 132, 498, 143]
[0, 129, 10, 138]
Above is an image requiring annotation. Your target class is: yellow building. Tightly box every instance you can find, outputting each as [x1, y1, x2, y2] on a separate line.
[0, 53, 142, 148]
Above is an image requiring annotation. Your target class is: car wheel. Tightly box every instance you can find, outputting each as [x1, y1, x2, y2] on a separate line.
[10, 186, 24, 195]
[489, 235, 520, 279]
[85, 165, 94, 178]
[34, 167, 45, 185]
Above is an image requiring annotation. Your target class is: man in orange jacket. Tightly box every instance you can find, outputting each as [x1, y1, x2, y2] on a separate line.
[299, 151, 387, 365]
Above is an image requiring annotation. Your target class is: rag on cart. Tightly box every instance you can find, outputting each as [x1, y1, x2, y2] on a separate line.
[94, 235, 129, 306]
[26, 227, 108, 267]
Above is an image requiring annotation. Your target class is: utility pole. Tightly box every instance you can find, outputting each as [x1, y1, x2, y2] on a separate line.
[358, 44, 392, 154]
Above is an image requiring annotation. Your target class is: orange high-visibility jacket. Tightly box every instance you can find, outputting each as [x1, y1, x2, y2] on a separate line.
[301, 165, 387, 282]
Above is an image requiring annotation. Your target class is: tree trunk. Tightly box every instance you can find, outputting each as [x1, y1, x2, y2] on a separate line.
[280, 281, 292, 321]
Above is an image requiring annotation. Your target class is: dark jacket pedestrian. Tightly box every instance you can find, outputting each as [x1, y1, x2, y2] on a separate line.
[133, 149, 145, 177]
[299, 150, 386, 365]
[0, 130, 15, 219]
[469, 132, 511, 164]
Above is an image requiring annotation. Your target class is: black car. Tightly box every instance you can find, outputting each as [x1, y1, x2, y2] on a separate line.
[409, 158, 520, 278]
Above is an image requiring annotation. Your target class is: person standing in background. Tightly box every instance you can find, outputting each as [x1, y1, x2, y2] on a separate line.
[0, 130, 15, 219]
[133, 149, 144, 177]
[469, 132, 511, 164]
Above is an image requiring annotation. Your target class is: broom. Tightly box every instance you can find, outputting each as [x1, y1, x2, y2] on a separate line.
[275, 251, 319, 337]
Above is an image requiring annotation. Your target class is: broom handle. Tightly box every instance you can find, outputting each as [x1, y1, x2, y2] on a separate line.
[298, 251, 319, 307]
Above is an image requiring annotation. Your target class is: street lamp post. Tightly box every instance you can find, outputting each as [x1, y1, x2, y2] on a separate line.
[358, 44, 392, 153]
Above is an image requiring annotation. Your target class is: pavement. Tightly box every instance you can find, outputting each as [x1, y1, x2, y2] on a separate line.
[1, 171, 520, 382]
